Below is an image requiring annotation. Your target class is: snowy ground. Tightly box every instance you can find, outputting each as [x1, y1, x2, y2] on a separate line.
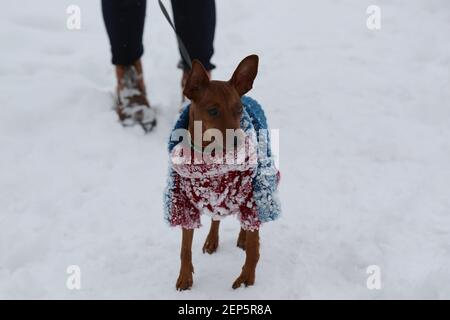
[1, 0, 450, 299]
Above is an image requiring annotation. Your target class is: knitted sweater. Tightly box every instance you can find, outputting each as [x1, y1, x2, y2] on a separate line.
[164, 96, 281, 231]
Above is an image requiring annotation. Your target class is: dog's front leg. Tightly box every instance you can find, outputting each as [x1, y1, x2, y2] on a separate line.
[232, 230, 260, 289]
[176, 228, 194, 290]
[203, 219, 220, 254]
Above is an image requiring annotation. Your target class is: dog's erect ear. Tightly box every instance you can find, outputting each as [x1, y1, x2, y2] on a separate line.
[229, 55, 259, 97]
[183, 60, 210, 101]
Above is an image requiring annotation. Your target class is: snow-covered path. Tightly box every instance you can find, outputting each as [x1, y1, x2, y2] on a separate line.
[1, 0, 450, 299]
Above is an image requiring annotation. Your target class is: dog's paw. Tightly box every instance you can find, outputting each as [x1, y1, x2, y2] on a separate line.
[232, 269, 255, 289]
[176, 271, 193, 291]
[202, 234, 219, 254]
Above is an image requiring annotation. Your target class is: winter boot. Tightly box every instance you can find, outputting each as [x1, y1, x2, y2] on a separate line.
[115, 60, 156, 133]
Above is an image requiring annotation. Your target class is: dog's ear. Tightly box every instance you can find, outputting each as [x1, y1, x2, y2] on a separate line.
[229, 55, 259, 96]
[183, 60, 210, 101]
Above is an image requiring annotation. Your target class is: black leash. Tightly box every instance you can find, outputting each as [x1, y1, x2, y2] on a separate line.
[158, 0, 193, 69]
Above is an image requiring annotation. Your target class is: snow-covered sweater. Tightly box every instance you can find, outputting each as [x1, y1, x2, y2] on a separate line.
[164, 96, 281, 231]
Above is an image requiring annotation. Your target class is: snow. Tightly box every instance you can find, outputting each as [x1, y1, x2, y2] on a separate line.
[1, 0, 450, 299]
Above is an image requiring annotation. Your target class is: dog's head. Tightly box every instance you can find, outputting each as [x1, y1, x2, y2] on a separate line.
[184, 55, 259, 144]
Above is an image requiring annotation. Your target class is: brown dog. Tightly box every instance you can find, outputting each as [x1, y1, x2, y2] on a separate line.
[175, 55, 260, 290]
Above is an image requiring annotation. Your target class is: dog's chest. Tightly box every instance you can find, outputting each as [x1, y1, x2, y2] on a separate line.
[175, 168, 256, 218]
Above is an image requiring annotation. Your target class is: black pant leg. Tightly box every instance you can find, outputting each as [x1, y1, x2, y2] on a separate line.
[102, 0, 147, 65]
[171, 0, 216, 71]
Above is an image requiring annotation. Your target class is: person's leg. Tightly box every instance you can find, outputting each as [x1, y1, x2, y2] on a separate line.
[101, 0, 147, 66]
[171, 0, 216, 72]
[101, 0, 156, 132]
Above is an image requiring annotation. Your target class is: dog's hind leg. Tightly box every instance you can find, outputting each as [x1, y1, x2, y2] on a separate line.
[236, 227, 246, 250]
[202, 219, 220, 254]
[176, 228, 194, 290]
[232, 230, 260, 289]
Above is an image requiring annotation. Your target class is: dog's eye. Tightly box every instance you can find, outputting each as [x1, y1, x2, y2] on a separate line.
[207, 107, 219, 117]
